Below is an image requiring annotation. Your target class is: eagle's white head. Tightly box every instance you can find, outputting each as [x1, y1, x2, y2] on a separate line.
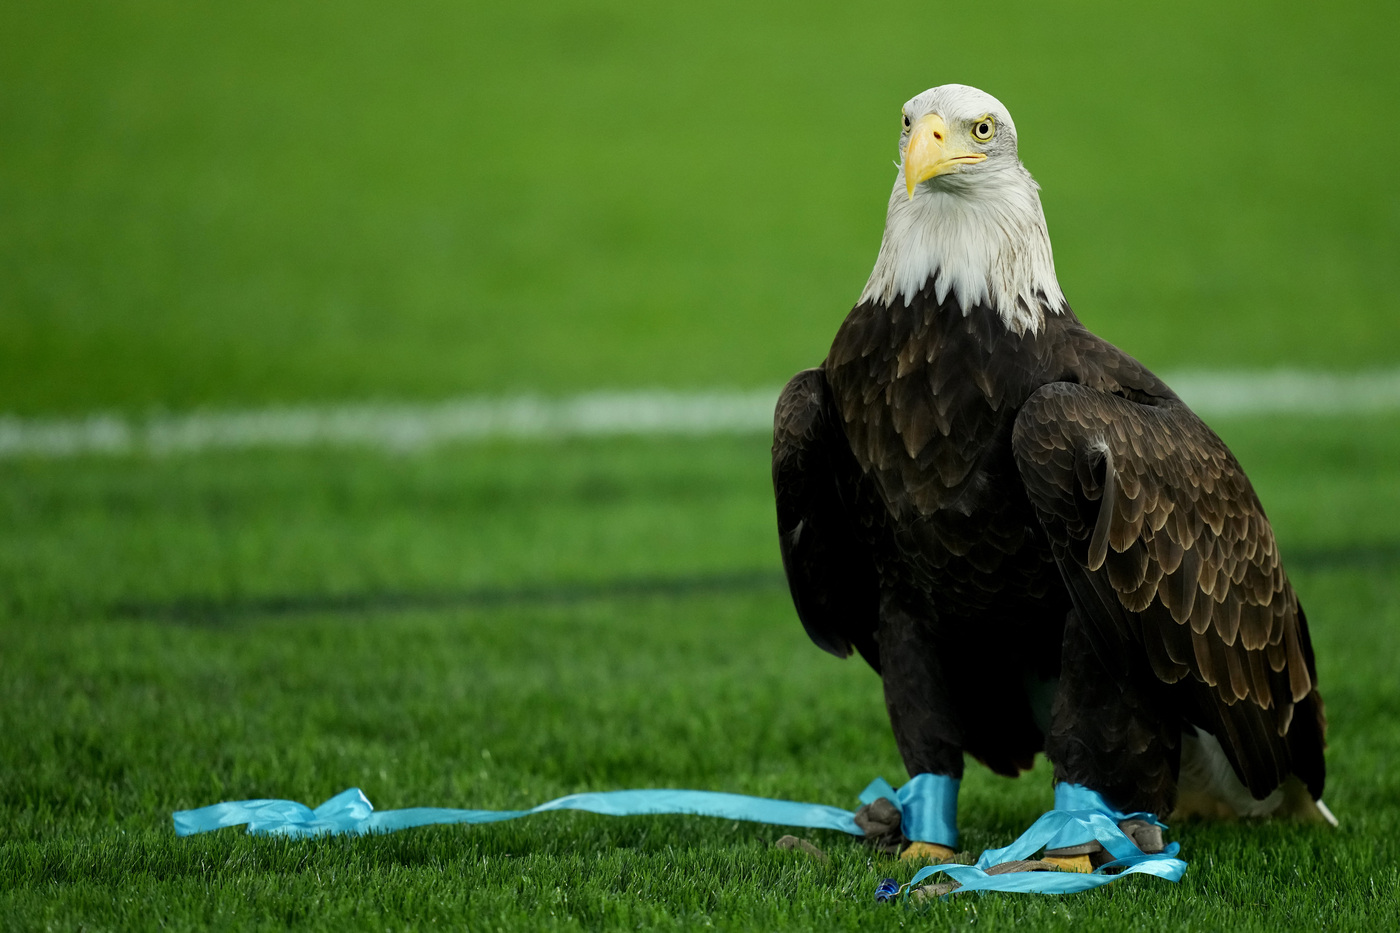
[859, 84, 1067, 335]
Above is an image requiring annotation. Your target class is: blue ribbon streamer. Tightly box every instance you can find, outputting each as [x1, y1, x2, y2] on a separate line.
[174, 785, 868, 839]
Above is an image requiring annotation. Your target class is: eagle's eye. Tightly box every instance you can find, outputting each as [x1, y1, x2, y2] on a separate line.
[902, 113, 911, 130]
[972, 117, 996, 142]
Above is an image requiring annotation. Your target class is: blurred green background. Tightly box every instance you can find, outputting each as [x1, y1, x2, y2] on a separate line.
[3, 0, 1397, 417]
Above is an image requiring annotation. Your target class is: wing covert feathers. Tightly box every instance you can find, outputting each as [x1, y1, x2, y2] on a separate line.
[1012, 382, 1325, 799]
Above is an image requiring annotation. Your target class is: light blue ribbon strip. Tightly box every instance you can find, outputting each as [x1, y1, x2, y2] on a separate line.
[905, 801, 1186, 897]
[859, 773, 960, 846]
[1044, 782, 1164, 851]
[172, 779, 1186, 898]
[174, 785, 867, 839]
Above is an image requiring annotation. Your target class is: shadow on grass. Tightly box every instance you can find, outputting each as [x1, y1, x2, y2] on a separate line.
[107, 541, 1400, 626]
[110, 569, 789, 625]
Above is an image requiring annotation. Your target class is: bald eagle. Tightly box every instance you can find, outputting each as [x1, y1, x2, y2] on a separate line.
[772, 84, 1332, 864]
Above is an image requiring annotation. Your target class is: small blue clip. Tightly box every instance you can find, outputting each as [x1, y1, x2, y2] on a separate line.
[874, 878, 900, 902]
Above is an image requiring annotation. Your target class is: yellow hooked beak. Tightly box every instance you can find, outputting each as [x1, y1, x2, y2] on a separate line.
[904, 113, 987, 198]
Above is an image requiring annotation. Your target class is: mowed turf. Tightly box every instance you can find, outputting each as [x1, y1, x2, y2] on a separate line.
[4, 0, 1400, 930]
[3, 418, 1400, 930]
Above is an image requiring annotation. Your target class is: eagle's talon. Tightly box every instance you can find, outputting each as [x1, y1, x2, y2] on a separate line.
[1039, 853, 1095, 874]
[900, 841, 958, 863]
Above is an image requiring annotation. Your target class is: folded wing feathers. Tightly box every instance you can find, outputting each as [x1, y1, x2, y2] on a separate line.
[1011, 384, 1315, 719]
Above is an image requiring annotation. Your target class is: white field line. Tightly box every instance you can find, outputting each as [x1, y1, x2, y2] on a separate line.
[0, 391, 778, 459]
[1, 369, 1398, 460]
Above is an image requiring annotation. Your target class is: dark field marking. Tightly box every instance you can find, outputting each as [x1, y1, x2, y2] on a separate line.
[110, 569, 789, 625]
[1285, 541, 1400, 572]
[106, 542, 1398, 625]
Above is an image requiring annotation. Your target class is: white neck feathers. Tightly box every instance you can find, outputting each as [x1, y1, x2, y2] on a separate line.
[858, 162, 1067, 335]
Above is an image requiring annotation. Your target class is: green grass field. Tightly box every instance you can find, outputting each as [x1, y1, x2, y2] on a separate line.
[3, 2, 1399, 930]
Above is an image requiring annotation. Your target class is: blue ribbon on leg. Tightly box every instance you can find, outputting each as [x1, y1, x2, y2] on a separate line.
[859, 773, 960, 846]
[904, 783, 1186, 897]
[1042, 782, 1166, 851]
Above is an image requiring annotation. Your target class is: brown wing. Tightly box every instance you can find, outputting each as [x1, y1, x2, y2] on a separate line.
[772, 368, 881, 670]
[1011, 381, 1326, 800]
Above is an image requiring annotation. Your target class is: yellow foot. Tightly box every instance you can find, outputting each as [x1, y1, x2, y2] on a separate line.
[1040, 853, 1094, 874]
[900, 842, 957, 863]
